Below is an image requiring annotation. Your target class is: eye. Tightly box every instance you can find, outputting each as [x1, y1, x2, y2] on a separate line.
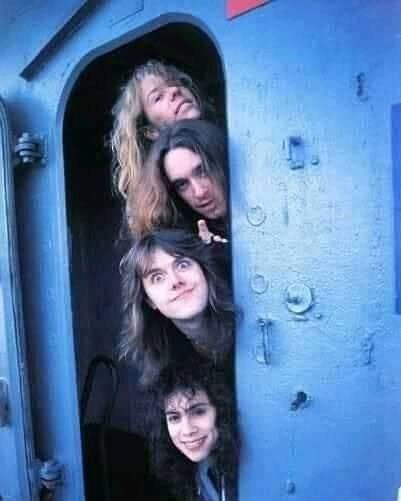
[149, 272, 164, 284]
[191, 405, 207, 417]
[151, 92, 162, 104]
[166, 414, 180, 424]
[174, 180, 189, 192]
[176, 258, 192, 271]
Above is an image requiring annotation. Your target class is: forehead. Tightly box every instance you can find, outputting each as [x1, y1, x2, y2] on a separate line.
[164, 147, 203, 179]
[139, 247, 175, 275]
[139, 73, 183, 96]
[165, 389, 210, 412]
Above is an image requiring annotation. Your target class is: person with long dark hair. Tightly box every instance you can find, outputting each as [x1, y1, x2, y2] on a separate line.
[126, 119, 229, 242]
[119, 228, 234, 386]
[150, 360, 238, 500]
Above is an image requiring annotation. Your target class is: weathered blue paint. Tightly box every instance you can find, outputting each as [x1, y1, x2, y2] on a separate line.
[0, 1, 400, 500]
[0, 98, 37, 499]
[392, 104, 401, 313]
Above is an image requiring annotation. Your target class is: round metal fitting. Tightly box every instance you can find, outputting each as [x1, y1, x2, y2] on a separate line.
[246, 205, 266, 226]
[285, 283, 313, 313]
[250, 274, 269, 294]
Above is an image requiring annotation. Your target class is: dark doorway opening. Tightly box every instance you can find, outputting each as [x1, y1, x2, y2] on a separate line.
[63, 21, 226, 500]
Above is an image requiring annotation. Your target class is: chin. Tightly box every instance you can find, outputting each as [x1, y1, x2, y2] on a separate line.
[184, 108, 201, 120]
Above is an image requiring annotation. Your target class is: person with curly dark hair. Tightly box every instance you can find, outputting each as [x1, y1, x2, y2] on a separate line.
[119, 228, 234, 386]
[150, 360, 238, 501]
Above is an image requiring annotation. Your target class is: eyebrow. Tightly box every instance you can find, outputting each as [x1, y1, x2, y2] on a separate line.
[142, 266, 162, 279]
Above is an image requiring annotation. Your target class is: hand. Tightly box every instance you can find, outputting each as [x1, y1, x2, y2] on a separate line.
[197, 220, 228, 244]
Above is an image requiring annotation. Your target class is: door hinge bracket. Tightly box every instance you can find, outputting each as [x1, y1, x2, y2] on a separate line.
[36, 459, 64, 498]
[14, 133, 46, 167]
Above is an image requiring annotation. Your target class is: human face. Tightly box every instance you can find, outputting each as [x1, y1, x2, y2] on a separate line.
[140, 75, 201, 130]
[164, 147, 227, 220]
[165, 390, 218, 462]
[142, 248, 208, 322]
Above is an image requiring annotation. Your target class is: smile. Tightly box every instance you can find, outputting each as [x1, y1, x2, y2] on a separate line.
[171, 287, 195, 302]
[182, 437, 206, 450]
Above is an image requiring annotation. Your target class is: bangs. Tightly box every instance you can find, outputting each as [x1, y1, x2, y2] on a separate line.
[135, 243, 184, 278]
[135, 61, 191, 89]
[164, 386, 202, 412]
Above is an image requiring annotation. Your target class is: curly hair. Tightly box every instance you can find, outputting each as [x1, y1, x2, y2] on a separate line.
[149, 360, 238, 500]
[111, 60, 203, 199]
[119, 228, 234, 386]
[126, 119, 228, 237]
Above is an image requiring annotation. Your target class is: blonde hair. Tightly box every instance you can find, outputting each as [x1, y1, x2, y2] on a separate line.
[111, 60, 202, 199]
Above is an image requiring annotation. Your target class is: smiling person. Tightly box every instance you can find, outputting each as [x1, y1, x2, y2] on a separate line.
[151, 361, 237, 501]
[111, 60, 206, 199]
[126, 119, 228, 241]
[119, 229, 234, 386]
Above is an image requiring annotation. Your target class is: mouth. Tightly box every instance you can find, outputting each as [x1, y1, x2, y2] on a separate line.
[175, 99, 194, 116]
[196, 200, 215, 212]
[182, 437, 206, 451]
[170, 287, 194, 302]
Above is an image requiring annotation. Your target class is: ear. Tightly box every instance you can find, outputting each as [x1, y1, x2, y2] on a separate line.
[143, 126, 159, 141]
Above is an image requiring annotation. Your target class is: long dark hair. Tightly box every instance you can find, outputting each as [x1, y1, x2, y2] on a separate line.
[150, 360, 238, 500]
[126, 119, 228, 236]
[119, 229, 233, 386]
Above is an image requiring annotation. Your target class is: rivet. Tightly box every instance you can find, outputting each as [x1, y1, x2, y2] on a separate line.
[250, 274, 268, 294]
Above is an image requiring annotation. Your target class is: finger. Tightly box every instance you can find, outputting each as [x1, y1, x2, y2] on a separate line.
[212, 235, 229, 243]
[197, 220, 213, 243]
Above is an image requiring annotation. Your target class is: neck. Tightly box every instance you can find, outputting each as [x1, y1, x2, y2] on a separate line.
[172, 312, 211, 341]
[172, 314, 221, 358]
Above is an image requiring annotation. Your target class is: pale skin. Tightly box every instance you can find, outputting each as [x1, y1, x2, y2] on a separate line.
[140, 75, 228, 244]
[163, 147, 229, 244]
[142, 248, 216, 348]
[139, 75, 201, 138]
[165, 390, 218, 463]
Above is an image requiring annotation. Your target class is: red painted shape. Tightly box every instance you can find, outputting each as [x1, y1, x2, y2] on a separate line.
[226, 0, 270, 19]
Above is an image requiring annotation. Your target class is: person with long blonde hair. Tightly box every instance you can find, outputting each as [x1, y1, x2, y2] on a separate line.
[111, 60, 204, 199]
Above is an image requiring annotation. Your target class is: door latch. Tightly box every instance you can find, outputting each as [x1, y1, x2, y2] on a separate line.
[284, 136, 304, 169]
[254, 317, 271, 365]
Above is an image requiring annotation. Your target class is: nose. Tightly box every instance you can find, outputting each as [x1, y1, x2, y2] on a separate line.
[181, 416, 197, 436]
[169, 269, 184, 290]
[191, 179, 208, 200]
[168, 85, 181, 100]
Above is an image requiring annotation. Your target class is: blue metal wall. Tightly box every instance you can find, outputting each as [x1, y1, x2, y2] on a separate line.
[0, 1, 400, 499]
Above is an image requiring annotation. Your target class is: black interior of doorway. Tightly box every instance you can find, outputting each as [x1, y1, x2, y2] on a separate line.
[63, 18, 226, 443]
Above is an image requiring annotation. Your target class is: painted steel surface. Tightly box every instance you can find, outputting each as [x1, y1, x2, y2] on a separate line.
[0, 1, 400, 500]
[0, 98, 37, 499]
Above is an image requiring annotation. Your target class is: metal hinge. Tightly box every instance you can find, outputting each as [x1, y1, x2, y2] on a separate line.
[37, 459, 63, 500]
[14, 132, 46, 166]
